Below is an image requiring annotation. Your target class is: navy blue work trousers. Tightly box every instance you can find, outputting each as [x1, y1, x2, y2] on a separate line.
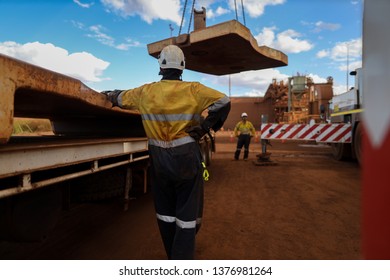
[149, 142, 204, 260]
[234, 134, 251, 159]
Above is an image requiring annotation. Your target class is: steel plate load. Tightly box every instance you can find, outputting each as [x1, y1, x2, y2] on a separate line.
[147, 20, 288, 76]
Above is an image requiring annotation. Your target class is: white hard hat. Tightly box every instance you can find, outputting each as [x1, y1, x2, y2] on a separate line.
[158, 45, 185, 70]
[241, 112, 248, 117]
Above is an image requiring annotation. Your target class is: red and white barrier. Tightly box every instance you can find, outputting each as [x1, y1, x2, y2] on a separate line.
[261, 123, 352, 143]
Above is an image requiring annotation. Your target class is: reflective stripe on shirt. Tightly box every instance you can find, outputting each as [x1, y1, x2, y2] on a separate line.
[208, 95, 230, 112]
[148, 136, 195, 148]
[118, 80, 229, 142]
[141, 113, 201, 122]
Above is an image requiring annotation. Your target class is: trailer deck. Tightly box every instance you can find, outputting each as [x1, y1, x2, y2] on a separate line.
[0, 136, 148, 199]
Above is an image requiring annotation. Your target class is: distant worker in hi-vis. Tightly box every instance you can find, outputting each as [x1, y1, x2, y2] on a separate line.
[234, 112, 255, 160]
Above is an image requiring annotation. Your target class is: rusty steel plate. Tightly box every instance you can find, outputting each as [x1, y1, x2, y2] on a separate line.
[147, 20, 288, 76]
[0, 54, 144, 144]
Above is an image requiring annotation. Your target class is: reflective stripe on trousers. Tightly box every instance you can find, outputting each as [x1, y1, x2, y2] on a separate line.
[156, 214, 202, 229]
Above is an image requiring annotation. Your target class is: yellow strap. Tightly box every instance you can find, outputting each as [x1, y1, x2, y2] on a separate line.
[201, 162, 209, 181]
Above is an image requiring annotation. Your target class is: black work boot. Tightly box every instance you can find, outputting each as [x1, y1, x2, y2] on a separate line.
[234, 150, 240, 160]
[244, 150, 249, 160]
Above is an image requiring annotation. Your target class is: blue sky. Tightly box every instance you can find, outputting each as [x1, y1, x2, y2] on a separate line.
[0, 0, 362, 96]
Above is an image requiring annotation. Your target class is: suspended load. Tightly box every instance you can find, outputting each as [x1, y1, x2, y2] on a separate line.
[147, 8, 288, 76]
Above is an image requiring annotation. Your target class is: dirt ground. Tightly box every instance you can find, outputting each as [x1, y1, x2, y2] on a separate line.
[0, 132, 361, 260]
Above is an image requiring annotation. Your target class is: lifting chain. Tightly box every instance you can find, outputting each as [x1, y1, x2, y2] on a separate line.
[241, 0, 246, 26]
[180, 0, 246, 36]
[234, 0, 246, 26]
[178, 0, 196, 36]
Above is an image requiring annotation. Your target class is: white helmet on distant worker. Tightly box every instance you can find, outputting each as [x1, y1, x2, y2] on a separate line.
[158, 45, 185, 70]
[241, 112, 248, 118]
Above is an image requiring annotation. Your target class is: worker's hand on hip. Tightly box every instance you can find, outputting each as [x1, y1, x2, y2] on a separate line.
[101, 89, 122, 107]
[186, 125, 207, 141]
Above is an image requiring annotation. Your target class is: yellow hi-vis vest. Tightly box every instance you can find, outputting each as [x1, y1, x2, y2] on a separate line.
[118, 80, 229, 148]
[234, 121, 256, 137]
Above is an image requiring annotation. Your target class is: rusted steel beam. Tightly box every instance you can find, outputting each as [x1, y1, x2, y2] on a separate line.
[0, 54, 144, 144]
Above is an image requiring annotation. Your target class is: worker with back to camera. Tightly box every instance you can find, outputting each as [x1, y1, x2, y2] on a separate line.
[103, 45, 231, 260]
[234, 112, 256, 160]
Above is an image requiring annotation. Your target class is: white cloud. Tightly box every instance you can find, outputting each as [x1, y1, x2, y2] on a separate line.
[317, 38, 362, 61]
[215, 6, 229, 15]
[71, 20, 85, 29]
[255, 27, 313, 54]
[313, 21, 341, 33]
[202, 68, 289, 96]
[276, 30, 313, 53]
[73, 0, 94, 8]
[255, 26, 276, 46]
[72, 21, 141, 50]
[87, 25, 116, 47]
[316, 49, 329, 58]
[332, 84, 348, 95]
[228, 0, 285, 18]
[302, 20, 341, 33]
[99, 0, 286, 25]
[338, 60, 362, 72]
[240, 89, 264, 97]
[206, 6, 230, 19]
[116, 38, 141, 50]
[198, 0, 286, 21]
[0, 41, 110, 83]
[101, 0, 182, 25]
[195, 0, 216, 8]
[307, 73, 327, 84]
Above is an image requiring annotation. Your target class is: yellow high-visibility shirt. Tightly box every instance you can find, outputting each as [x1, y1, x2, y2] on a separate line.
[234, 121, 256, 137]
[118, 80, 229, 147]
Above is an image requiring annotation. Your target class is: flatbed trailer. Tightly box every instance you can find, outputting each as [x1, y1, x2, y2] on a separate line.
[0, 52, 216, 242]
[0, 53, 151, 241]
[0, 136, 148, 199]
[0, 135, 149, 242]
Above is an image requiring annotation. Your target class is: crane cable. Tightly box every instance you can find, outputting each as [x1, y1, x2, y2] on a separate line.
[241, 0, 246, 26]
[187, 0, 196, 34]
[180, 0, 245, 35]
[178, 0, 188, 35]
[234, 0, 238, 21]
[178, 0, 196, 36]
[234, 0, 246, 26]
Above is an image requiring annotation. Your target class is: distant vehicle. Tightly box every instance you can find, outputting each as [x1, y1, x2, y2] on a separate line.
[328, 69, 363, 164]
[260, 69, 363, 165]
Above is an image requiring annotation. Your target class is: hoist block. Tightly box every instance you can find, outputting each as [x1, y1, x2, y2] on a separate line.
[147, 20, 288, 76]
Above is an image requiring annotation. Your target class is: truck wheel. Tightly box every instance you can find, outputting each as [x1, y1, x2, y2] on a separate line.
[353, 123, 362, 165]
[331, 143, 352, 161]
